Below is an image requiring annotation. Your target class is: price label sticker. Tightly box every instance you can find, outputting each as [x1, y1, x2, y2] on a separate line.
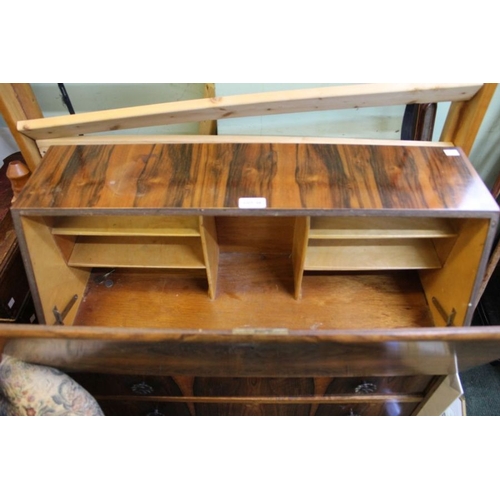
[8, 297, 15, 309]
[238, 197, 267, 209]
[444, 149, 460, 157]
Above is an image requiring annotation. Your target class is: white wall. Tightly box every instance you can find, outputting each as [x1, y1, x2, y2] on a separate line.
[33, 83, 206, 135]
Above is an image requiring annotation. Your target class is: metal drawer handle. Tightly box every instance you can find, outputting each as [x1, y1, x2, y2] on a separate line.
[131, 382, 154, 395]
[355, 382, 377, 394]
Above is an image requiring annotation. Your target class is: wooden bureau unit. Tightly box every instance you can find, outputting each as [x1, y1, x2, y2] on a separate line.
[6, 141, 500, 415]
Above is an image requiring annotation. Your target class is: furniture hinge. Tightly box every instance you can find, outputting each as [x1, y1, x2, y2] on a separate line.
[53, 294, 78, 325]
[432, 297, 456, 326]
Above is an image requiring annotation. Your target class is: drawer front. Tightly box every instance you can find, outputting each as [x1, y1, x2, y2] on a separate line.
[68, 374, 431, 416]
[315, 403, 419, 417]
[323, 376, 433, 396]
[70, 373, 185, 398]
[98, 400, 191, 417]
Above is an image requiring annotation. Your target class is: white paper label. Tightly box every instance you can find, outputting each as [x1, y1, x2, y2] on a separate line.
[444, 149, 460, 157]
[30, 314, 36, 323]
[8, 297, 15, 309]
[238, 197, 267, 209]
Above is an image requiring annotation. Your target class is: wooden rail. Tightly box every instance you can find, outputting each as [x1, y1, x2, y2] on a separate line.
[17, 83, 482, 140]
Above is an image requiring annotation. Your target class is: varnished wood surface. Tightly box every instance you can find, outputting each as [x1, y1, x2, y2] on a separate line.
[72, 256, 433, 330]
[4, 324, 500, 378]
[13, 144, 499, 216]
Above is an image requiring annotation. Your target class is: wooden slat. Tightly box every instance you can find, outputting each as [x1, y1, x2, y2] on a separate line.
[68, 236, 206, 269]
[93, 394, 424, 404]
[304, 239, 442, 271]
[0, 83, 44, 170]
[292, 216, 309, 299]
[18, 83, 482, 140]
[309, 217, 456, 239]
[36, 135, 454, 156]
[51, 216, 200, 237]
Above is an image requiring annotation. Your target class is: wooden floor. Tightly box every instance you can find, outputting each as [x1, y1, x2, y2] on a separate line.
[74, 252, 434, 330]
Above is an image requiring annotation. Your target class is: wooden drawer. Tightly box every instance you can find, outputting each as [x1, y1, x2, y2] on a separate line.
[70, 373, 186, 397]
[69, 373, 432, 416]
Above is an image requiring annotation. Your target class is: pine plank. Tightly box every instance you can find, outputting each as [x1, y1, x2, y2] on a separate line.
[18, 83, 482, 140]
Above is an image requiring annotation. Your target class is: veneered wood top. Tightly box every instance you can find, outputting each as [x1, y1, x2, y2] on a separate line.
[13, 143, 499, 216]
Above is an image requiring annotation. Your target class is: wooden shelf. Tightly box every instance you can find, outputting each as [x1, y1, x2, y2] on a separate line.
[49, 215, 219, 300]
[67, 236, 206, 269]
[309, 217, 456, 240]
[52, 216, 201, 237]
[304, 239, 443, 271]
[293, 216, 459, 299]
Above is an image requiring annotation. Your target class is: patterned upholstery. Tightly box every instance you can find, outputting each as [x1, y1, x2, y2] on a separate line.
[0, 355, 103, 416]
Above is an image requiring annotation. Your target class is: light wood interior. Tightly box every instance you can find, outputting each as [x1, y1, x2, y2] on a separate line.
[51, 215, 218, 298]
[304, 239, 443, 271]
[293, 216, 459, 298]
[67, 236, 206, 269]
[21, 214, 489, 331]
[308, 217, 456, 239]
[18, 216, 90, 325]
[420, 218, 492, 327]
[52, 216, 201, 237]
[73, 258, 434, 331]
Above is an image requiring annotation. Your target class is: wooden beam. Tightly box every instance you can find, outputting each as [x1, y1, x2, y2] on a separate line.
[198, 83, 217, 136]
[36, 134, 454, 156]
[440, 83, 497, 156]
[18, 83, 482, 140]
[0, 83, 44, 171]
